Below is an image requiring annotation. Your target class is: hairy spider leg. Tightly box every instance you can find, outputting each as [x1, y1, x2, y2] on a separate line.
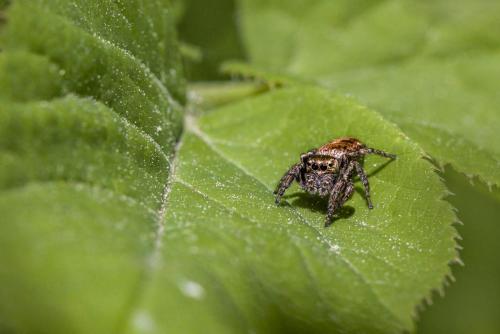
[326, 179, 354, 226]
[273, 163, 301, 204]
[353, 161, 373, 209]
[366, 147, 397, 159]
[300, 150, 318, 164]
[325, 160, 356, 225]
[341, 181, 355, 203]
[353, 146, 396, 209]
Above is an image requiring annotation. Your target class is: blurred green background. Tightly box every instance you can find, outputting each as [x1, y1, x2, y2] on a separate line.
[417, 168, 500, 334]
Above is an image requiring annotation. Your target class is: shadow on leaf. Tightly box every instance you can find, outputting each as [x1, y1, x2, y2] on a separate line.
[282, 192, 355, 224]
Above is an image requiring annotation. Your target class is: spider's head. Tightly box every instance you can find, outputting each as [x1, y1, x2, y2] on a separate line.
[303, 155, 339, 174]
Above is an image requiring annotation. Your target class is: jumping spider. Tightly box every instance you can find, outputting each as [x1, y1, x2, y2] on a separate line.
[274, 137, 396, 227]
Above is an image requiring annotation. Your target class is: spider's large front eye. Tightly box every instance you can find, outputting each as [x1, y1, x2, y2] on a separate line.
[320, 164, 327, 171]
[312, 163, 318, 170]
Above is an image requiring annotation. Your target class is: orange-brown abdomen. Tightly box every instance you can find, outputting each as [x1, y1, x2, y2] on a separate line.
[317, 137, 365, 155]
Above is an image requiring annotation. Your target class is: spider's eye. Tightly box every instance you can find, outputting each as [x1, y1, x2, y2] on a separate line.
[320, 164, 327, 171]
[311, 163, 318, 170]
[328, 163, 333, 167]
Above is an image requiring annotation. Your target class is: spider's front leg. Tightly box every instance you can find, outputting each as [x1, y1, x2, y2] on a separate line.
[325, 161, 355, 226]
[365, 147, 397, 159]
[273, 163, 301, 204]
[326, 179, 354, 226]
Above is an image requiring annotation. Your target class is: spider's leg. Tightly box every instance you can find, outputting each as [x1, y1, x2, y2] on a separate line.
[354, 161, 373, 209]
[274, 163, 301, 204]
[326, 180, 345, 226]
[300, 150, 317, 164]
[342, 159, 356, 177]
[366, 147, 397, 159]
[325, 161, 356, 226]
[341, 180, 355, 204]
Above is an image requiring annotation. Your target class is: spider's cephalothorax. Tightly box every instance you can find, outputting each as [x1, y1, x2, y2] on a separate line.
[273, 137, 396, 226]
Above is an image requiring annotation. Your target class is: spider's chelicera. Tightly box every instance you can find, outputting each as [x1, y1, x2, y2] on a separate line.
[273, 137, 396, 226]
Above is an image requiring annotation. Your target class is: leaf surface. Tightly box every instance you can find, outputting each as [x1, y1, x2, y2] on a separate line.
[1, 0, 184, 149]
[124, 86, 458, 333]
[0, 1, 181, 332]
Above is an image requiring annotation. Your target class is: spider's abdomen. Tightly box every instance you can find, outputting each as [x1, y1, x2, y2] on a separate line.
[301, 173, 336, 197]
[318, 137, 366, 158]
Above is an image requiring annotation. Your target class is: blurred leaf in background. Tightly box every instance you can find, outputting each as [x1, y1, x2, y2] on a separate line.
[173, 0, 247, 80]
[417, 169, 500, 334]
[0, 1, 6, 29]
[0, 0, 9, 10]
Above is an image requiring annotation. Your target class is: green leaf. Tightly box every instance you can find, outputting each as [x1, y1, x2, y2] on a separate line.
[0, 1, 459, 333]
[0, 182, 157, 333]
[237, 0, 500, 187]
[1, 0, 184, 149]
[0, 0, 181, 332]
[0, 51, 65, 102]
[0, 97, 169, 208]
[123, 86, 458, 333]
[0, 96, 170, 332]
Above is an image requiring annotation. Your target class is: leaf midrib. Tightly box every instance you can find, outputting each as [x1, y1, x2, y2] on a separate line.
[113, 130, 184, 334]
